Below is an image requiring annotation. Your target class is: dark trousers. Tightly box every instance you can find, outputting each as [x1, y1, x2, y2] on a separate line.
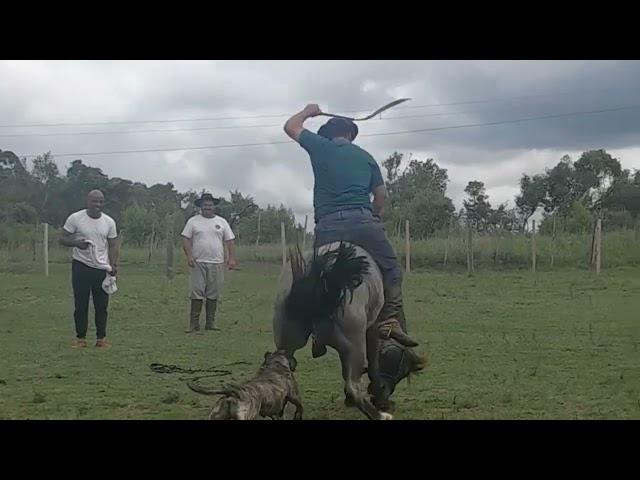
[72, 260, 109, 339]
[314, 208, 404, 321]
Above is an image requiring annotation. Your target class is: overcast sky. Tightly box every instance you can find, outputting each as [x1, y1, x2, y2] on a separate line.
[2, 60, 640, 224]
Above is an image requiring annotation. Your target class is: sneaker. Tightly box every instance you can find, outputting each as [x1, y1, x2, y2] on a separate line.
[95, 338, 112, 349]
[205, 324, 220, 331]
[72, 338, 87, 349]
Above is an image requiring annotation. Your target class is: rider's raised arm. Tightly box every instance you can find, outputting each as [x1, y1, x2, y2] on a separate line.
[283, 104, 322, 142]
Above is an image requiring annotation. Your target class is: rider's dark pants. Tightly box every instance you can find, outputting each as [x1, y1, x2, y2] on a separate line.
[313, 208, 403, 323]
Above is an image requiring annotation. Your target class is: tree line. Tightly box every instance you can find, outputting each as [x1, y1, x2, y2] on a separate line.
[2, 147, 639, 248]
[381, 149, 640, 238]
[0, 150, 300, 247]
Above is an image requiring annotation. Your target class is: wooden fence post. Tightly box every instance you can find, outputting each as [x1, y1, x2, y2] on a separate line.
[405, 220, 411, 273]
[531, 219, 536, 273]
[466, 223, 474, 275]
[148, 222, 155, 263]
[590, 219, 598, 268]
[443, 218, 452, 267]
[256, 212, 261, 247]
[166, 221, 174, 280]
[302, 215, 308, 251]
[550, 215, 556, 269]
[33, 222, 38, 262]
[595, 218, 602, 274]
[281, 222, 286, 267]
[43, 223, 49, 277]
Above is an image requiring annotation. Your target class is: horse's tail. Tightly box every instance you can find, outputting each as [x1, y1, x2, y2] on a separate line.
[285, 242, 369, 329]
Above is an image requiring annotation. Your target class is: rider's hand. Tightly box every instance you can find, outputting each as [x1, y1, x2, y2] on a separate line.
[187, 256, 196, 268]
[303, 104, 322, 117]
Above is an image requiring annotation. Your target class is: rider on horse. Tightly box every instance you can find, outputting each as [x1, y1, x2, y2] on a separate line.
[283, 103, 420, 352]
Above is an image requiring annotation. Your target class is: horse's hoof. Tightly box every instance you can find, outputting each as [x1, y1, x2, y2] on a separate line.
[373, 399, 395, 413]
[379, 412, 393, 420]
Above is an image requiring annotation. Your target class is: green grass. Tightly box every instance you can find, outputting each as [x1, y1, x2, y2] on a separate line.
[1, 257, 639, 419]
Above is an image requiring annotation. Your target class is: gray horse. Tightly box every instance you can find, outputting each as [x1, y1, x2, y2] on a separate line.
[273, 241, 422, 420]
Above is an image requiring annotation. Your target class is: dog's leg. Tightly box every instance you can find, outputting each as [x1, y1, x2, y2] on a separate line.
[286, 395, 304, 420]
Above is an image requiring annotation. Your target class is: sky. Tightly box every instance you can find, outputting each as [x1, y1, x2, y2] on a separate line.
[2, 60, 640, 225]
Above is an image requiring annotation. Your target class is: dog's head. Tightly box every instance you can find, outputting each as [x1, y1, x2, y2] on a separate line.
[262, 350, 295, 372]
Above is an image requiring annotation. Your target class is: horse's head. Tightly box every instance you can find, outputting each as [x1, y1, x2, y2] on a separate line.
[372, 339, 426, 411]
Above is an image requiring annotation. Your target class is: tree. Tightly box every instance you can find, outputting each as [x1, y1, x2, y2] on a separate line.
[405, 191, 455, 238]
[63, 160, 109, 214]
[515, 173, 546, 231]
[121, 204, 155, 246]
[381, 153, 455, 238]
[600, 169, 640, 219]
[29, 152, 67, 225]
[463, 180, 492, 232]
[573, 149, 622, 208]
[382, 151, 402, 184]
[544, 155, 576, 215]
[543, 150, 622, 216]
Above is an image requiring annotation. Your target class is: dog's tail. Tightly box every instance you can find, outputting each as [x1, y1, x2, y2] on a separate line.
[285, 242, 369, 330]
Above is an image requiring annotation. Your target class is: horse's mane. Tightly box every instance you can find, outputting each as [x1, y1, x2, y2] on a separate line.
[285, 242, 369, 329]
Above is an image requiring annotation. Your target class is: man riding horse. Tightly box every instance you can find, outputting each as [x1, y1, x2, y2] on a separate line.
[283, 103, 425, 397]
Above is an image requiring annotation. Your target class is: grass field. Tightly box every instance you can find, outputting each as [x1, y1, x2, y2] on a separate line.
[1, 253, 639, 420]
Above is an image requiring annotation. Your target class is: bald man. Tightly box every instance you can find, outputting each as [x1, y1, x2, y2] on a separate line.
[60, 190, 119, 349]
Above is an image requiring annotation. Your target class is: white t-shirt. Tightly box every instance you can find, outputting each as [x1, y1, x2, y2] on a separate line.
[63, 210, 118, 269]
[181, 214, 235, 264]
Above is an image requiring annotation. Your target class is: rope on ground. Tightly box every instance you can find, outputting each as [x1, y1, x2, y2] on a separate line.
[149, 361, 252, 396]
[149, 361, 250, 375]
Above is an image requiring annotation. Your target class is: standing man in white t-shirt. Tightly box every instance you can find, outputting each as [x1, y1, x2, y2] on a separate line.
[60, 190, 119, 349]
[181, 193, 237, 334]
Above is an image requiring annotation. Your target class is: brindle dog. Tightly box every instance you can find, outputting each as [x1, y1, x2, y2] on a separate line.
[188, 350, 303, 420]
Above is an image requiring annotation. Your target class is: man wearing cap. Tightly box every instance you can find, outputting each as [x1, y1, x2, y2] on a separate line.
[181, 193, 237, 334]
[283, 104, 420, 350]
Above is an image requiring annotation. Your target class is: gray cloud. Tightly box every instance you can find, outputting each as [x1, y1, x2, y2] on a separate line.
[2, 60, 640, 224]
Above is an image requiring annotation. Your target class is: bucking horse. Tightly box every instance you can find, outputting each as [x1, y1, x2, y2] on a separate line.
[273, 242, 425, 420]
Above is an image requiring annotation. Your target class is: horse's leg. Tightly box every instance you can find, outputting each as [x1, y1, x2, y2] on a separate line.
[336, 330, 390, 420]
[365, 325, 383, 404]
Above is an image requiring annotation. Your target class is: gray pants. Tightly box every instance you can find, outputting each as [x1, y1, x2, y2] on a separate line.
[189, 262, 225, 300]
